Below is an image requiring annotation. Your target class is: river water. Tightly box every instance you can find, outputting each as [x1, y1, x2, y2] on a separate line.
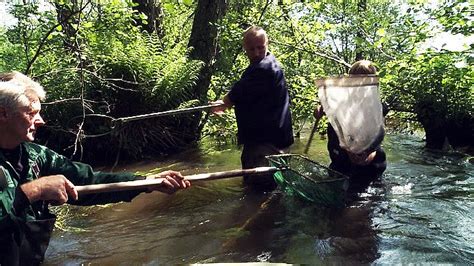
[44, 133, 473, 264]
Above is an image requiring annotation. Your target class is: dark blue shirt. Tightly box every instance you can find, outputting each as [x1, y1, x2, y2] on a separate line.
[228, 53, 293, 148]
[327, 103, 389, 180]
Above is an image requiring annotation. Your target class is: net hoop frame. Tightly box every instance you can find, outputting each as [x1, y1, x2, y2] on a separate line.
[315, 75, 379, 88]
[265, 154, 350, 184]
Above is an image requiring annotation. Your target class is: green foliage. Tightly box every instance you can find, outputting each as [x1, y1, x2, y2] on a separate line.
[382, 50, 473, 147]
[0, 1, 203, 162]
[0, 28, 24, 72]
[383, 51, 473, 117]
[205, 0, 427, 140]
[1, 3, 57, 72]
[1, 0, 471, 156]
[214, 0, 471, 148]
[431, 0, 473, 35]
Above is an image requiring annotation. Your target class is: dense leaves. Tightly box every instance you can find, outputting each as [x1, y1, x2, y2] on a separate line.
[0, 0, 472, 162]
[383, 51, 473, 149]
[1, 1, 203, 163]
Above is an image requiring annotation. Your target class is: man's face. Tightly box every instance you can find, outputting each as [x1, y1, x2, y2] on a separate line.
[4, 95, 45, 145]
[243, 33, 268, 64]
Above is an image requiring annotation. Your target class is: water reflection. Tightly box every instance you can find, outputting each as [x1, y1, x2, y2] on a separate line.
[44, 133, 473, 264]
[221, 190, 383, 264]
[375, 134, 474, 264]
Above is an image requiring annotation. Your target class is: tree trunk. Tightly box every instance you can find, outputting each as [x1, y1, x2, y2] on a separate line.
[132, 0, 165, 36]
[355, 0, 367, 61]
[54, 0, 79, 52]
[187, 0, 227, 135]
[188, 0, 227, 100]
[415, 101, 449, 150]
[423, 122, 448, 150]
[416, 97, 473, 153]
[446, 114, 474, 152]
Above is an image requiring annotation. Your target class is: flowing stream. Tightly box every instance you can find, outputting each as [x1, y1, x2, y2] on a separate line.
[44, 133, 473, 264]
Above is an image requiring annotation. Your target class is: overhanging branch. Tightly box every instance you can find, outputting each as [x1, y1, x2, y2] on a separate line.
[24, 1, 91, 73]
[271, 40, 351, 68]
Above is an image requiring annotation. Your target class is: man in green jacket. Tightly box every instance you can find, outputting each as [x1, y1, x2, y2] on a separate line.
[0, 72, 191, 265]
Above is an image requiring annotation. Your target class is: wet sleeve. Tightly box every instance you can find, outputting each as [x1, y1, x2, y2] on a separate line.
[37, 148, 145, 206]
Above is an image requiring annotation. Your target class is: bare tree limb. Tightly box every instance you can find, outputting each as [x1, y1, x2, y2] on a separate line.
[257, 0, 271, 24]
[271, 40, 351, 68]
[24, 1, 91, 73]
[357, 26, 396, 60]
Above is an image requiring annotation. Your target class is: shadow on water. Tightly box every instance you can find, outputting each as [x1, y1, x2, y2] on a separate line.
[43, 133, 474, 264]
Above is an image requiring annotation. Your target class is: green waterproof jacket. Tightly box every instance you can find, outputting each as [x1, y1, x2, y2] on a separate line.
[0, 142, 144, 265]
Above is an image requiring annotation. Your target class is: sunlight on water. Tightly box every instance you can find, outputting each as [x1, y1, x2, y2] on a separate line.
[256, 251, 272, 262]
[44, 133, 474, 264]
[390, 183, 414, 195]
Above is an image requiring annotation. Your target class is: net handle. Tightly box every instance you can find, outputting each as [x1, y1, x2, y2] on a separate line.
[112, 103, 224, 124]
[76, 166, 281, 195]
[303, 116, 321, 154]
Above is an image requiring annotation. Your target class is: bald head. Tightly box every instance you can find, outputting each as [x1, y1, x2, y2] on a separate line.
[243, 26, 268, 64]
[243, 26, 268, 44]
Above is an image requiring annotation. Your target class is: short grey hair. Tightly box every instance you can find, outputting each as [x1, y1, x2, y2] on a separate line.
[0, 71, 46, 110]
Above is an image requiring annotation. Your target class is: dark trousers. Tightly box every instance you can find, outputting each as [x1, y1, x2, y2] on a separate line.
[241, 143, 290, 192]
[330, 149, 387, 193]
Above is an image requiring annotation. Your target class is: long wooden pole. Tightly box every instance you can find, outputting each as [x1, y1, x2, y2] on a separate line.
[76, 166, 280, 195]
[303, 117, 320, 154]
[113, 103, 223, 123]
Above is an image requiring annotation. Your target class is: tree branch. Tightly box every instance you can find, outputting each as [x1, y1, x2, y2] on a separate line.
[24, 1, 91, 73]
[271, 40, 351, 67]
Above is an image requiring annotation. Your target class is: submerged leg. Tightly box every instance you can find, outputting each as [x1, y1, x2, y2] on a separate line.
[241, 143, 289, 192]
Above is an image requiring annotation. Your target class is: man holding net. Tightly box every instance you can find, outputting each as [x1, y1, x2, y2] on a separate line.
[0, 72, 191, 265]
[211, 26, 294, 192]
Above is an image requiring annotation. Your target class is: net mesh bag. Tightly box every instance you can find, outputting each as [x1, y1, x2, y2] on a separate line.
[317, 76, 384, 154]
[266, 154, 349, 207]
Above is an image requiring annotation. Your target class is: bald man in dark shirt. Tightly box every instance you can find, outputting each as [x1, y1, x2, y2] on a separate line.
[212, 26, 294, 192]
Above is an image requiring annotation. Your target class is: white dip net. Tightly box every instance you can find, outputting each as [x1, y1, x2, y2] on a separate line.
[317, 76, 384, 154]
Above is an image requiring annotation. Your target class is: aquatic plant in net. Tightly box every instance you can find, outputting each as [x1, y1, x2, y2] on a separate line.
[266, 154, 349, 207]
